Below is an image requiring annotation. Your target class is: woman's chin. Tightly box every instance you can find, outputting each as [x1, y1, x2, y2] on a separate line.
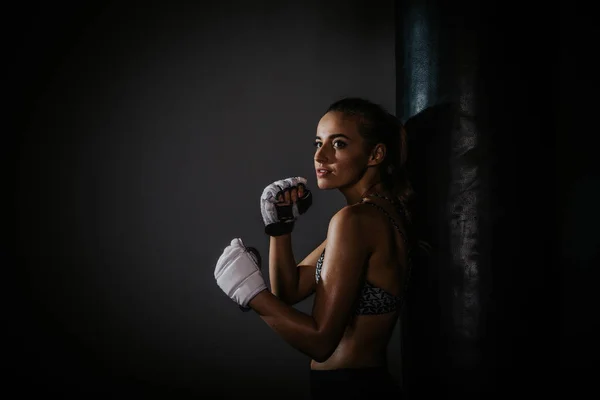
[316, 179, 336, 190]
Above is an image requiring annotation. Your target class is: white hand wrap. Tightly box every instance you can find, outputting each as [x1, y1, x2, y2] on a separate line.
[214, 238, 267, 308]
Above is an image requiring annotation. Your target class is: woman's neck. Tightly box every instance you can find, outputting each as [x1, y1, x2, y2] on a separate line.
[341, 179, 387, 205]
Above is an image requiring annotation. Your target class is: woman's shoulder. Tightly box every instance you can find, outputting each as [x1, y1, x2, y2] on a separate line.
[333, 200, 406, 232]
[331, 202, 370, 219]
[335, 199, 392, 216]
[326, 204, 381, 251]
[328, 202, 382, 231]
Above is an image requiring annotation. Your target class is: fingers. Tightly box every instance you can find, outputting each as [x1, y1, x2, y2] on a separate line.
[262, 179, 288, 200]
[277, 186, 300, 204]
[297, 183, 305, 199]
[262, 177, 308, 203]
[288, 184, 307, 203]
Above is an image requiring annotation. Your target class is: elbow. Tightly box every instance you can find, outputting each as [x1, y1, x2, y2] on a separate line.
[312, 351, 334, 364]
[311, 336, 337, 363]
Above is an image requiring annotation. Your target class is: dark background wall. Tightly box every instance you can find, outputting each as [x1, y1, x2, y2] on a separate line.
[6, 1, 397, 398]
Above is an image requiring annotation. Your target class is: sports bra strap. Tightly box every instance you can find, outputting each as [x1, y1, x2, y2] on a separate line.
[359, 199, 407, 244]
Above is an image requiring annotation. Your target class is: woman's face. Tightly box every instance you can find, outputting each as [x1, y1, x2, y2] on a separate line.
[314, 111, 371, 190]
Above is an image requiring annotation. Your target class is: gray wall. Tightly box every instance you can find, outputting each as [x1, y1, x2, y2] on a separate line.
[11, 1, 397, 398]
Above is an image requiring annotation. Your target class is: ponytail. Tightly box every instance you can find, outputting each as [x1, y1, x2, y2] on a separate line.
[386, 124, 415, 224]
[388, 124, 431, 254]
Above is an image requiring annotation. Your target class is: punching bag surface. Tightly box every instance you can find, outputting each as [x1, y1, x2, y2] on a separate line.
[397, 0, 558, 397]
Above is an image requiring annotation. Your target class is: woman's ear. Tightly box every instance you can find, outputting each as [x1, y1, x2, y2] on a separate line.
[368, 143, 386, 167]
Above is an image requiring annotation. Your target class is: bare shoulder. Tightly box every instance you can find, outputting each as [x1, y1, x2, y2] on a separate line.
[327, 204, 376, 249]
[330, 202, 383, 223]
[334, 200, 407, 239]
[330, 203, 369, 225]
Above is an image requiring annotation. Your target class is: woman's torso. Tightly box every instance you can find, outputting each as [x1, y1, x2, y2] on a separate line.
[310, 196, 410, 370]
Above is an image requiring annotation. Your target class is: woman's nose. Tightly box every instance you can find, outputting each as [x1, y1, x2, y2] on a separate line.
[314, 147, 328, 163]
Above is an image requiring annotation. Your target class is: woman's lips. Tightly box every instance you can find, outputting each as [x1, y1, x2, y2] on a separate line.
[316, 168, 331, 178]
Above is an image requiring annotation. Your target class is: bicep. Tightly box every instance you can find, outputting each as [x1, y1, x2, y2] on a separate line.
[289, 239, 327, 305]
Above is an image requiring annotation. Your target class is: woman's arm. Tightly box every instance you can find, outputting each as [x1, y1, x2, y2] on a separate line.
[250, 206, 371, 362]
[269, 234, 325, 305]
[268, 234, 297, 301]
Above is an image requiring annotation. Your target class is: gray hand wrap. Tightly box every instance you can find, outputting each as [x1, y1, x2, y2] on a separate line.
[260, 177, 312, 236]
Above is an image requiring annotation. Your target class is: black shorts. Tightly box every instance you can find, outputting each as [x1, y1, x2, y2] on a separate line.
[309, 367, 403, 400]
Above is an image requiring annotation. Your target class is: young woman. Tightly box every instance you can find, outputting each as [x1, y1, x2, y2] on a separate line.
[215, 98, 415, 399]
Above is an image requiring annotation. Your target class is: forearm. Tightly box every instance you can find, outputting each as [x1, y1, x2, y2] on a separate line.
[249, 290, 330, 362]
[268, 234, 299, 301]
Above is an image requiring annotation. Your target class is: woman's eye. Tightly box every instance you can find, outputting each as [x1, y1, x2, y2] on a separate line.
[314, 141, 346, 149]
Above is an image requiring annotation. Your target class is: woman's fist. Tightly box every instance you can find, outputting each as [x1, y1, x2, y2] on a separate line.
[260, 177, 312, 236]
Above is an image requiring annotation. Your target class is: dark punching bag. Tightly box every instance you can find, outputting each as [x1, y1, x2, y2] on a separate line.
[396, 0, 559, 398]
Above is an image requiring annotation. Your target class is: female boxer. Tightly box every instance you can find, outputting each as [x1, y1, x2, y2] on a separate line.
[215, 98, 415, 398]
